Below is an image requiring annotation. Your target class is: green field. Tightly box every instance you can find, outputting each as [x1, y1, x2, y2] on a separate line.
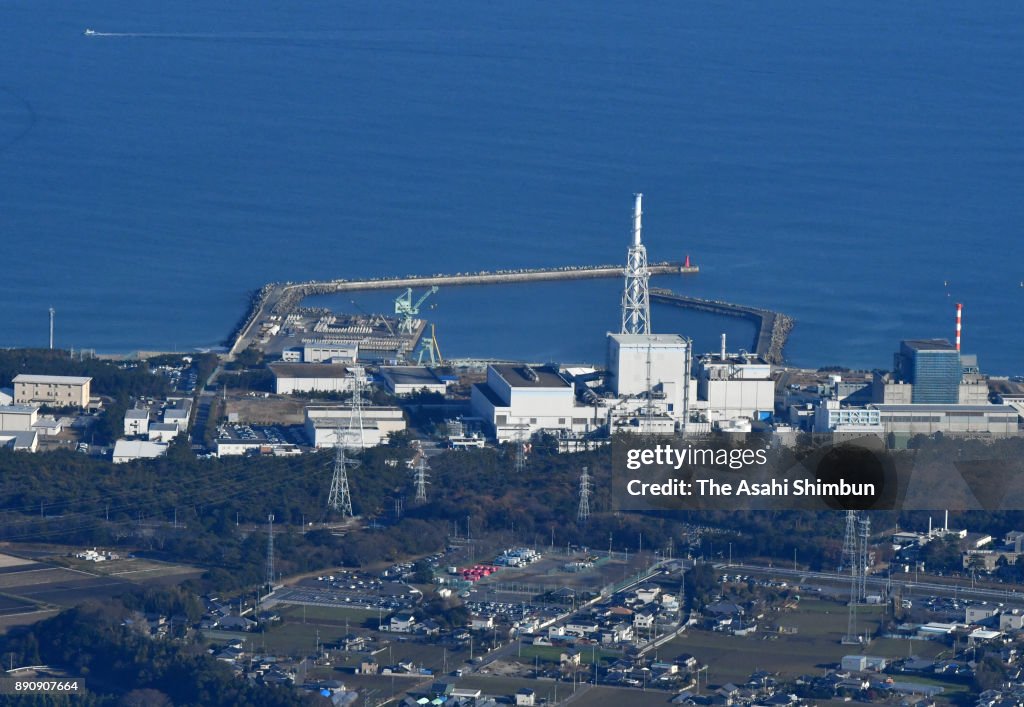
[516, 644, 621, 666]
[276, 604, 378, 626]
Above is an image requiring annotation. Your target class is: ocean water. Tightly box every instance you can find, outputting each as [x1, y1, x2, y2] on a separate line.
[1, 1, 1021, 372]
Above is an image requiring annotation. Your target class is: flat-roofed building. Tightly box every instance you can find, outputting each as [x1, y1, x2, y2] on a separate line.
[305, 405, 406, 448]
[124, 408, 150, 437]
[695, 351, 774, 422]
[302, 340, 358, 364]
[13, 374, 92, 408]
[112, 439, 168, 463]
[270, 363, 355, 395]
[873, 403, 1020, 445]
[470, 364, 582, 443]
[895, 339, 960, 404]
[163, 399, 191, 431]
[0, 405, 39, 431]
[379, 366, 447, 396]
[148, 422, 180, 443]
[607, 334, 690, 417]
[0, 430, 37, 452]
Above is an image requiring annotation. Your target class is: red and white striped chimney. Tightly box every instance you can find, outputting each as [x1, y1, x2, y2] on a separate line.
[955, 302, 962, 352]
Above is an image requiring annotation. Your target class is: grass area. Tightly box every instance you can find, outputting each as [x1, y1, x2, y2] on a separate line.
[567, 685, 675, 706]
[516, 644, 620, 666]
[275, 604, 378, 626]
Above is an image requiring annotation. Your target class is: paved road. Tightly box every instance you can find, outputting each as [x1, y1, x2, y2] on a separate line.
[723, 561, 1024, 604]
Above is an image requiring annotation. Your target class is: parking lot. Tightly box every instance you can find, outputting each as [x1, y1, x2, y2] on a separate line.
[270, 569, 420, 613]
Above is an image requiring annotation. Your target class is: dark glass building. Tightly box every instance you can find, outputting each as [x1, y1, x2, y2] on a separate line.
[895, 339, 961, 404]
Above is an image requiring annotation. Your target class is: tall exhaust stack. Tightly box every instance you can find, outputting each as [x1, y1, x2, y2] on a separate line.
[955, 302, 962, 352]
[632, 193, 643, 247]
[49, 307, 55, 350]
[720, 333, 727, 360]
[620, 193, 651, 335]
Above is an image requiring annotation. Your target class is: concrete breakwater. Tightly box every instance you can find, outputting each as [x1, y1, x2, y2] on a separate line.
[650, 289, 793, 364]
[229, 262, 696, 355]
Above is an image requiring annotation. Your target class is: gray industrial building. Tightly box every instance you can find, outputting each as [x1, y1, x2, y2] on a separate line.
[873, 403, 1019, 446]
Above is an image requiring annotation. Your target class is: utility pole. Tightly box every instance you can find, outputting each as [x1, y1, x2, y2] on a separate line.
[265, 514, 275, 594]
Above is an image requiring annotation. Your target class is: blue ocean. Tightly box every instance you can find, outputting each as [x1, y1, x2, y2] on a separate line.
[1, 1, 1021, 372]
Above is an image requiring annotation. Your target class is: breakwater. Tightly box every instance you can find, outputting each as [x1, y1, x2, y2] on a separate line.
[229, 262, 697, 355]
[650, 289, 793, 364]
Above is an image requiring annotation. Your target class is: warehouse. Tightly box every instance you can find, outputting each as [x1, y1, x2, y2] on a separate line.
[269, 363, 354, 395]
[379, 366, 447, 396]
[0, 405, 39, 431]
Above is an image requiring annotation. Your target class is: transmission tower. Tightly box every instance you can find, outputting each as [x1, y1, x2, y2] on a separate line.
[514, 425, 529, 473]
[577, 466, 592, 523]
[265, 514, 275, 591]
[857, 514, 871, 605]
[327, 367, 366, 517]
[413, 454, 430, 503]
[843, 510, 860, 644]
[840, 510, 857, 572]
[621, 193, 651, 335]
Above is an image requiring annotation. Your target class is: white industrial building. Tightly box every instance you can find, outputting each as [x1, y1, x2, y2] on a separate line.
[270, 363, 355, 395]
[873, 404, 1020, 443]
[694, 344, 774, 423]
[148, 422, 180, 443]
[606, 334, 690, 417]
[0, 405, 39, 431]
[305, 405, 406, 448]
[379, 366, 447, 396]
[813, 400, 885, 439]
[13, 374, 92, 408]
[163, 398, 192, 430]
[112, 439, 168, 463]
[0, 430, 37, 451]
[302, 340, 359, 364]
[470, 364, 589, 443]
[123, 408, 150, 437]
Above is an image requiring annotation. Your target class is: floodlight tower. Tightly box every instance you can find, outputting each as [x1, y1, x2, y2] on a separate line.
[621, 193, 651, 335]
[577, 466, 592, 523]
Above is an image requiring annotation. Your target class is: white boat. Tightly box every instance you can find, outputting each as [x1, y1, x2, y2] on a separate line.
[84, 28, 96, 36]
